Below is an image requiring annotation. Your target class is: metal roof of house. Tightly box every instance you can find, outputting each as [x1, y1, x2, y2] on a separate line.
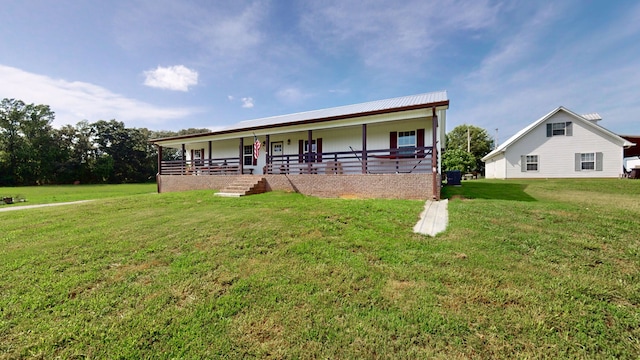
[152, 91, 448, 142]
[222, 91, 448, 132]
[482, 107, 635, 162]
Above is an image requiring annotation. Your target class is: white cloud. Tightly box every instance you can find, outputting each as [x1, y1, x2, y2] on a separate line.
[300, 0, 500, 69]
[115, 1, 267, 70]
[227, 95, 255, 108]
[190, 1, 265, 58]
[276, 87, 310, 104]
[450, 3, 640, 138]
[143, 65, 198, 91]
[241, 97, 254, 108]
[0, 64, 199, 128]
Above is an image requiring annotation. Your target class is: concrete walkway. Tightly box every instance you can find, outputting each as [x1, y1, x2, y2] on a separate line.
[413, 199, 448, 236]
[0, 200, 93, 212]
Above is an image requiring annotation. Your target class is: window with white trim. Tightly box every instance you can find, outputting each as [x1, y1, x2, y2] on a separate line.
[398, 131, 416, 155]
[580, 152, 595, 170]
[304, 140, 317, 153]
[193, 149, 202, 160]
[526, 155, 538, 171]
[243, 145, 253, 166]
[546, 122, 573, 137]
[552, 123, 566, 136]
[575, 152, 603, 171]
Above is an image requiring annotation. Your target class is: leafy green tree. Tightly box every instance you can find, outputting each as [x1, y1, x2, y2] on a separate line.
[91, 120, 157, 183]
[19, 104, 57, 184]
[0, 99, 26, 185]
[442, 148, 476, 173]
[445, 124, 493, 173]
[0, 99, 59, 185]
[1, 97, 211, 185]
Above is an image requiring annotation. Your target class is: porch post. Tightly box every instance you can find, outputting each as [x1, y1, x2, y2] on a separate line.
[307, 129, 313, 173]
[181, 143, 186, 175]
[265, 134, 270, 174]
[432, 107, 439, 200]
[157, 145, 163, 175]
[239, 138, 244, 174]
[208, 141, 212, 166]
[362, 124, 367, 174]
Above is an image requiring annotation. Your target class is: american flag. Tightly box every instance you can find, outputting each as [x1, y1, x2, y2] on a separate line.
[253, 137, 261, 160]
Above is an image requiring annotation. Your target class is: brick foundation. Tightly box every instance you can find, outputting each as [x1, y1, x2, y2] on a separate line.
[157, 173, 440, 200]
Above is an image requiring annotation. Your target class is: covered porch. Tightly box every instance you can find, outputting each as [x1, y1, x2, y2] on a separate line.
[152, 91, 448, 200]
[159, 146, 435, 176]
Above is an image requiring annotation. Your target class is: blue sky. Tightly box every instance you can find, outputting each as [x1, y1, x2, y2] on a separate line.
[1, 0, 639, 142]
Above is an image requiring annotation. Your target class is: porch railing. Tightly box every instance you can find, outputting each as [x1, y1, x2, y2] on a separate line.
[266, 147, 433, 175]
[160, 157, 241, 175]
[159, 147, 434, 175]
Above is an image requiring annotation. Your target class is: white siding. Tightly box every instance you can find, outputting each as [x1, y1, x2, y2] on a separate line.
[484, 154, 506, 179]
[503, 112, 623, 178]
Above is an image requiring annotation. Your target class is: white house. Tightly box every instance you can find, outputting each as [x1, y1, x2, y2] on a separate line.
[151, 91, 449, 199]
[482, 107, 635, 179]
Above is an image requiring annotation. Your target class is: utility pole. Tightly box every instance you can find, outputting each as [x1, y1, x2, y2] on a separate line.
[467, 127, 471, 152]
[495, 128, 499, 149]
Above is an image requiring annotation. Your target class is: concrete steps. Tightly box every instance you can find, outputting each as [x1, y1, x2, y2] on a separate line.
[215, 176, 267, 197]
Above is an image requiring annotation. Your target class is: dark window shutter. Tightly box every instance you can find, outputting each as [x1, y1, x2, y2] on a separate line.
[521, 155, 526, 172]
[417, 128, 425, 156]
[298, 140, 304, 163]
[316, 138, 323, 162]
[596, 152, 603, 171]
[390, 131, 397, 149]
[546, 124, 552, 137]
[566, 122, 573, 136]
[575, 153, 581, 171]
[390, 131, 397, 156]
[201, 148, 205, 165]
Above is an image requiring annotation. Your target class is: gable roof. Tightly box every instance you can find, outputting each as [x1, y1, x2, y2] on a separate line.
[152, 91, 449, 143]
[482, 106, 635, 162]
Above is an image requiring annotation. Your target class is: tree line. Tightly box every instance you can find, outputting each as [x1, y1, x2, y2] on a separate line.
[1, 98, 494, 185]
[0, 98, 207, 186]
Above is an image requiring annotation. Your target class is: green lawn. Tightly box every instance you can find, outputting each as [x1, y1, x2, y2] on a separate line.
[1, 180, 639, 358]
[0, 183, 157, 206]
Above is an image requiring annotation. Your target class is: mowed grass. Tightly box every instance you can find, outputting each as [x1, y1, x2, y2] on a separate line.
[1, 180, 639, 358]
[0, 183, 157, 205]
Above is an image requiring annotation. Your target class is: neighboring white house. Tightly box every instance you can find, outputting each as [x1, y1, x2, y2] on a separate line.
[482, 107, 636, 179]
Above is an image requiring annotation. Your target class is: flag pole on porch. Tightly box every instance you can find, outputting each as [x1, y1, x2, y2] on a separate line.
[253, 134, 261, 160]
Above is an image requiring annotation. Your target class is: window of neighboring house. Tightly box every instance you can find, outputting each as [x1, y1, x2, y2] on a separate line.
[580, 152, 595, 170]
[193, 149, 201, 159]
[526, 155, 538, 171]
[398, 131, 416, 155]
[552, 123, 566, 136]
[547, 122, 573, 137]
[243, 145, 253, 166]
